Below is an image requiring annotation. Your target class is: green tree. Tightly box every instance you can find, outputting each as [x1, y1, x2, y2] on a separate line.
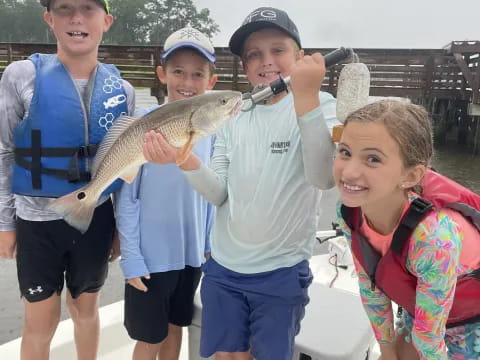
[0, 0, 219, 45]
[0, 0, 51, 42]
[145, 0, 219, 45]
[104, 0, 150, 45]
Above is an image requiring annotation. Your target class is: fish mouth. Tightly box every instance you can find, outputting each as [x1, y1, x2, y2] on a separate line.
[231, 99, 244, 116]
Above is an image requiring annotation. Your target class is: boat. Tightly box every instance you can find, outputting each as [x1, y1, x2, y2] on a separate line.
[0, 230, 381, 359]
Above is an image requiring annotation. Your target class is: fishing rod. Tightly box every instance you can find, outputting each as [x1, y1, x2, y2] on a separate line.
[242, 47, 354, 111]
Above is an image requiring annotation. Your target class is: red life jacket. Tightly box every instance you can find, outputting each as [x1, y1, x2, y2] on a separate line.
[341, 169, 480, 328]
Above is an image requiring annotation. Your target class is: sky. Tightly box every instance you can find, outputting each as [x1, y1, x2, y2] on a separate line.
[193, 0, 479, 49]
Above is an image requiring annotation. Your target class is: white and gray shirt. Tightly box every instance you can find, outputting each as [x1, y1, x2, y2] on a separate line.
[0, 60, 135, 230]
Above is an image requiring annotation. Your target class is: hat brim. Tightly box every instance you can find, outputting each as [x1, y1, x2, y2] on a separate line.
[229, 21, 301, 57]
[162, 42, 216, 64]
[40, 0, 109, 12]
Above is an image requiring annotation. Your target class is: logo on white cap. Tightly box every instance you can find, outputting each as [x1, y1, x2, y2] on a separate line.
[162, 26, 215, 63]
[164, 26, 214, 55]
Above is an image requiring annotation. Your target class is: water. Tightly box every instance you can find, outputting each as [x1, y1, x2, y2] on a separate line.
[432, 145, 480, 194]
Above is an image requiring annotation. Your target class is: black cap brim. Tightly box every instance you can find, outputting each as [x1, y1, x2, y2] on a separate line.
[229, 21, 301, 57]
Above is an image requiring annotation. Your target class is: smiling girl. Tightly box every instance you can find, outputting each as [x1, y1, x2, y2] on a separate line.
[334, 101, 480, 360]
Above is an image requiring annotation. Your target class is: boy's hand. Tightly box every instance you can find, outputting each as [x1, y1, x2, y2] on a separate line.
[143, 130, 178, 165]
[290, 53, 326, 116]
[109, 231, 121, 262]
[127, 275, 150, 292]
[0, 231, 16, 259]
[143, 130, 201, 170]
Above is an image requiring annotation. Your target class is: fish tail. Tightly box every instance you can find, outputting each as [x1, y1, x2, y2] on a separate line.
[48, 187, 98, 234]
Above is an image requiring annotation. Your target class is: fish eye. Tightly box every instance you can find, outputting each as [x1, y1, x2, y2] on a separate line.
[220, 98, 227, 105]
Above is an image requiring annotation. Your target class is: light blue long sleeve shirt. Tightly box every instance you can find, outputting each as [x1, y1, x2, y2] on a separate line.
[183, 92, 338, 273]
[115, 106, 214, 279]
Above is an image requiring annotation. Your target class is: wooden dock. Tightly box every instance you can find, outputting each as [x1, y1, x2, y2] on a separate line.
[1, 41, 479, 153]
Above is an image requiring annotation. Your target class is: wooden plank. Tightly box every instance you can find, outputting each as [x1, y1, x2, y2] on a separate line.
[454, 53, 478, 92]
[445, 41, 480, 54]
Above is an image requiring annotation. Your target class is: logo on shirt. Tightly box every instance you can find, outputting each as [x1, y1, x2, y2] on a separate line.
[271, 141, 290, 154]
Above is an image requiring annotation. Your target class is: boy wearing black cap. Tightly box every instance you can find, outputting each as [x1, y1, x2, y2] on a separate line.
[143, 7, 338, 360]
[0, 1, 135, 359]
[116, 26, 217, 360]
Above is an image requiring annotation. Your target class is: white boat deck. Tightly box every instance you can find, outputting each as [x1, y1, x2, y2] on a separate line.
[0, 251, 381, 360]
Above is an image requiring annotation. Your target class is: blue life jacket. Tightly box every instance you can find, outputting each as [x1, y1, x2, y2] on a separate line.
[12, 54, 128, 198]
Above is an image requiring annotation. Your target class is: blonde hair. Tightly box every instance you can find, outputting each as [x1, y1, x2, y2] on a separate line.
[344, 100, 433, 169]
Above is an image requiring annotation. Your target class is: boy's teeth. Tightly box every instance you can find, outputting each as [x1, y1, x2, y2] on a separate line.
[260, 71, 279, 77]
[69, 32, 87, 37]
[179, 91, 194, 96]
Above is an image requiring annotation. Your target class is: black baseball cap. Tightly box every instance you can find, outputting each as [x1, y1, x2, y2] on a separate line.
[40, 0, 110, 13]
[229, 7, 302, 57]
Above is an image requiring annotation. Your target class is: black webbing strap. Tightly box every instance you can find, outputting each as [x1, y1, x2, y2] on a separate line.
[391, 198, 433, 253]
[15, 144, 98, 157]
[14, 137, 97, 184]
[31, 130, 42, 189]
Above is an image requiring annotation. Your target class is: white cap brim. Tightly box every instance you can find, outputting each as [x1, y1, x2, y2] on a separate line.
[162, 42, 216, 63]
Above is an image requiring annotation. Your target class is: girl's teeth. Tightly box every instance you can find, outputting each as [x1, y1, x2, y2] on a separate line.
[344, 183, 364, 191]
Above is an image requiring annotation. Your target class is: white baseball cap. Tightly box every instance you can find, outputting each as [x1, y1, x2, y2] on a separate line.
[162, 26, 216, 63]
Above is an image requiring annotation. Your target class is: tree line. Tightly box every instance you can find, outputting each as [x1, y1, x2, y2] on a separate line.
[0, 0, 219, 45]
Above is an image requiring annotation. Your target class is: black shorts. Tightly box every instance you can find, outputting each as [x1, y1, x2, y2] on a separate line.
[124, 266, 202, 344]
[16, 199, 115, 302]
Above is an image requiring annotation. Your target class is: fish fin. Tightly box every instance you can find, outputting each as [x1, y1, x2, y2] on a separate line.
[47, 187, 98, 234]
[91, 115, 139, 176]
[176, 132, 196, 166]
[119, 165, 141, 184]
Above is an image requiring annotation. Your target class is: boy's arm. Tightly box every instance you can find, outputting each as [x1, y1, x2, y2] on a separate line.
[115, 174, 149, 279]
[0, 62, 32, 232]
[290, 53, 337, 189]
[181, 129, 229, 206]
[122, 80, 136, 116]
[143, 128, 229, 206]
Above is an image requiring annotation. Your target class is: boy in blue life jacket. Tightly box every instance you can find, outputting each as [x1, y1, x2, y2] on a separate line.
[0, 1, 135, 359]
[115, 26, 217, 360]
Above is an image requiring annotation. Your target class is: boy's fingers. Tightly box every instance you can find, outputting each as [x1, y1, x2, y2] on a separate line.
[312, 52, 325, 65]
[128, 278, 148, 292]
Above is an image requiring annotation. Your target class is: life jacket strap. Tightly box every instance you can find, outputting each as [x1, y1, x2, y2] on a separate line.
[391, 198, 433, 253]
[14, 131, 97, 186]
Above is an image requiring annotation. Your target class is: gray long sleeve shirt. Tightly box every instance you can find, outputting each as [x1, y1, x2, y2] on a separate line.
[0, 60, 135, 231]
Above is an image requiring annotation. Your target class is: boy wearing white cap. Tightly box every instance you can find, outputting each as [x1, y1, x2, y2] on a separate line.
[143, 7, 339, 360]
[115, 26, 217, 360]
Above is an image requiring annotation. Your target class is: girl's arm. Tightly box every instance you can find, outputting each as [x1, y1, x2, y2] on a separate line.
[407, 211, 460, 360]
[337, 206, 396, 344]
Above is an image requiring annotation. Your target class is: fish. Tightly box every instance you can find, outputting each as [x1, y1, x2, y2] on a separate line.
[48, 90, 243, 234]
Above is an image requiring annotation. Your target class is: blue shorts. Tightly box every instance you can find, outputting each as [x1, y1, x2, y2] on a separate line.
[200, 258, 313, 360]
